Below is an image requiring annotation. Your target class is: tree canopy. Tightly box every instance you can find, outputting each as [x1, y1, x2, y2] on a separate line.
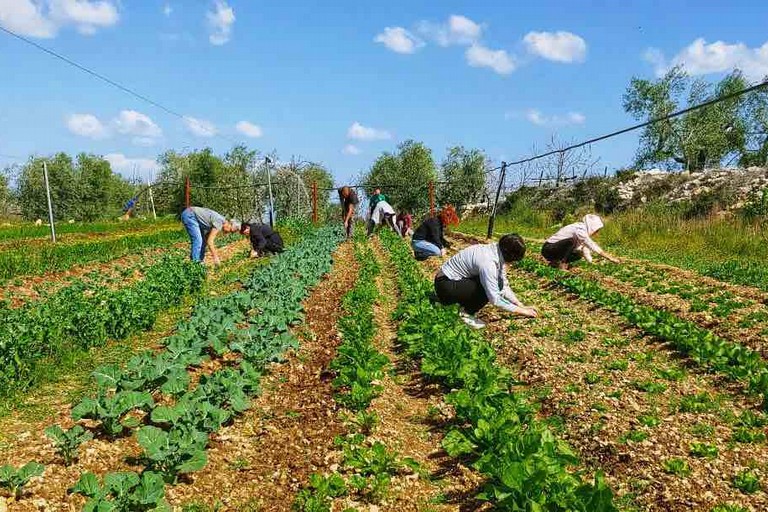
[438, 146, 488, 213]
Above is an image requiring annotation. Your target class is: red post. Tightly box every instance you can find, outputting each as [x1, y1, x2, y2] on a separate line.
[184, 176, 191, 209]
[429, 180, 435, 217]
[311, 181, 318, 224]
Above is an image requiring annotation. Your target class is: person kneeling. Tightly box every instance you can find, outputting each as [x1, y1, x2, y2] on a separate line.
[541, 214, 620, 269]
[241, 222, 284, 258]
[434, 234, 538, 329]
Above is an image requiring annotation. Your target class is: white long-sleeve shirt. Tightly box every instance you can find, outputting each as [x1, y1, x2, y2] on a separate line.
[440, 243, 522, 313]
[545, 222, 603, 258]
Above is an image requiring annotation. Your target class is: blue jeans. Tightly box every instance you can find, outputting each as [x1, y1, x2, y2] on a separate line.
[181, 208, 210, 262]
[412, 239, 441, 259]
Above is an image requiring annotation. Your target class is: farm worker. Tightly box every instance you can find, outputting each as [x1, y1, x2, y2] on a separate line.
[338, 186, 359, 239]
[368, 199, 401, 236]
[368, 187, 388, 215]
[181, 206, 241, 265]
[541, 214, 621, 269]
[240, 222, 284, 258]
[411, 210, 452, 260]
[120, 195, 139, 220]
[434, 234, 538, 329]
[397, 211, 413, 238]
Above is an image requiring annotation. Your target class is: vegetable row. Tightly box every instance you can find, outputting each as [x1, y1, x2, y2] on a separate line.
[518, 258, 768, 409]
[381, 230, 617, 511]
[1, 226, 343, 509]
[295, 241, 417, 511]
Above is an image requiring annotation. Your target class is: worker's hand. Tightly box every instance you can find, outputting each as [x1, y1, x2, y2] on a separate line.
[249, 250, 259, 259]
[213, 255, 222, 266]
[515, 306, 538, 318]
[608, 255, 621, 264]
[441, 248, 447, 257]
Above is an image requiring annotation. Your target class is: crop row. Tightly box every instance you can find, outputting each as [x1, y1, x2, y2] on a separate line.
[0, 227, 192, 281]
[0, 218, 178, 243]
[0, 254, 207, 399]
[518, 258, 768, 409]
[295, 240, 418, 510]
[1, 226, 343, 509]
[380, 230, 617, 511]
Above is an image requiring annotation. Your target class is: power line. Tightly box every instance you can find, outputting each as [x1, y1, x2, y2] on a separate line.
[0, 25, 241, 146]
[506, 79, 768, 167]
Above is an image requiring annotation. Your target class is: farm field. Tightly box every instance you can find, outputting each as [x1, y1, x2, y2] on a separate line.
[2, 221, 767, 512]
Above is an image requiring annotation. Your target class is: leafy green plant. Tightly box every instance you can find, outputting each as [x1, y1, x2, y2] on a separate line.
[44, 424, 93, 466]
[711, 504, 749, 512]
[732, 470, 760, 494]
[69, 470, 170, 511]
[689, 442, 719, 459]
[638, 415, 661, 428]
[0, 462, 44, 499]
[731, 427, 766, 444]
[292, 473, 347, 511]
[662, 458, 690, 476]
[136, 425, 208, 483]
[71, 390, 154, 436]
[620, 429, 649, 444]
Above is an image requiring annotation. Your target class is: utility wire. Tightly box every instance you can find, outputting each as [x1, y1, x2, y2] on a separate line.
[0, 25, 240, 146]
[506, 79, 768, 167]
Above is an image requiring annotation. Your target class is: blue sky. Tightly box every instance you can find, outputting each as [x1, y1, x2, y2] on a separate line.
[1, 0, 767, 185]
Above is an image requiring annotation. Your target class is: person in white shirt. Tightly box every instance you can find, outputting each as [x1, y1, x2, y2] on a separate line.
[368, 199, 401, 236]
[434, 234, 538, 329]
[541, 214, 621, 269]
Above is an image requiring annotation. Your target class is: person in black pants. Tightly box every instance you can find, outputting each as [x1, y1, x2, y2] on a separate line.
[434, 234, 538, 329]
[240, 223, 284, 258]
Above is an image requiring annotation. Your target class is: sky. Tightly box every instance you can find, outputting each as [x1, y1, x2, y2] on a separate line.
[0, 0, 767, 186]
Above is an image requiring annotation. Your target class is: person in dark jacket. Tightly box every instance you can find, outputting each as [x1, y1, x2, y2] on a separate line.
[411, 209, 452, 260]
[240, 223, 284, 258]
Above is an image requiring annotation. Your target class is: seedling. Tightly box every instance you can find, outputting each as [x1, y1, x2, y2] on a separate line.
[662, 458, 690, 477]
[45, 424, 93, 466]
[732, 470, 760, 494]
[0, 462, 44, 499]
[689, 442, 719, 459]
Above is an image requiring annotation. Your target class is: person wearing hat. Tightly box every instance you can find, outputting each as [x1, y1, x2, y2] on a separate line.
[541, 214, 621, 269]
[240, 222, 284, 258]
[180, 206, 241, 265]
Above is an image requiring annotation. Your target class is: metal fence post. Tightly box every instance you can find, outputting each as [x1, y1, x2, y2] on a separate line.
[486, 161, 508, 239]
[43, 160, 56, 243]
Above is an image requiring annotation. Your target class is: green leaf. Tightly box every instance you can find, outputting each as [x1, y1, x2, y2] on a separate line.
[69, 472, 102, 499]
[177, 449, 207, 474]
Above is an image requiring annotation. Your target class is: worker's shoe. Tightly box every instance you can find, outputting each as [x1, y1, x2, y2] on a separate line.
[459, 311, 486, 329]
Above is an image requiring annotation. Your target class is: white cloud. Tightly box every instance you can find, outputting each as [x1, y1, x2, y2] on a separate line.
[465, 44, 515, 75]
[0, 0, 118, 37]
[342, 144, 361, 155]
[235, 120, 263, 138]
[113, 110, 162, 145]
[49, 0, 118, 35]
[0, 0, 57, 37]
[347, 122, 392, 141]
[104, 153, 160, 180]
[374, 26, 423, 54]
[417, 14, 482, 47]
[524, 108, 586, 126]
[66, 113, 108, 139]
[207, 0, 234, 46]
[163, 3, 172, 17]
[184, 116, 217, 137]
[523, 31, 587, 63]
[648, 38, 768, 80]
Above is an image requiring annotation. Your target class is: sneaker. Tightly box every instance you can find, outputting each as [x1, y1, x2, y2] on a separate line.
[459, 311, 486, 329]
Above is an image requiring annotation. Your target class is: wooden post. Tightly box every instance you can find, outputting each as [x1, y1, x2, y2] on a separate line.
[184, 176, 191, 209]
[487, 161, 508, 239]
[311, 181, 318, 224]
[429, 180, 435, 217]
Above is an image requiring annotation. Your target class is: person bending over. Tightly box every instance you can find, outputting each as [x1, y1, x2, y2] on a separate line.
[240, 222, 284, 258]
[434, 234, 538, 329]
[181, 206, 241, 265]
[411, 210, 451, 260]
[397, 211, 413, 238]
[541, 214, 620, 269]
[338, 186, 359, 239]
[368, 199, 400, 236]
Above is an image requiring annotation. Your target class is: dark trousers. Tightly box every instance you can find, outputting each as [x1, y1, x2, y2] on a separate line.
[434, 275, 488, 315]
[541, 239, 581, 264]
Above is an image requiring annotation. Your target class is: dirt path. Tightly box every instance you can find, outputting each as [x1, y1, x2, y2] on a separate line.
[165, 242, 358, 511]
[332, 240, 485, 512]
[439, 234, 768, 511]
